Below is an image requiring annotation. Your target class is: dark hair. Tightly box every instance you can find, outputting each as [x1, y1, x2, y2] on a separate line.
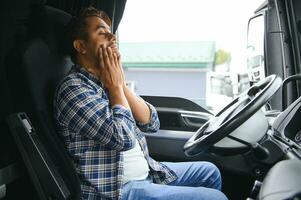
[67, 7, 111, 63]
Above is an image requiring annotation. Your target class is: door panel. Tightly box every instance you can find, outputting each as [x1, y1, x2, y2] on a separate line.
[142, 96, 213, 131]
[156, 107, 212, 131]
[141, 96, 212, 160]
[144, 130, 193, 161]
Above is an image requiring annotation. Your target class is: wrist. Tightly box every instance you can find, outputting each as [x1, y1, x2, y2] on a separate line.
[108, 86, 131, 110]
[108, 85, 124, 95]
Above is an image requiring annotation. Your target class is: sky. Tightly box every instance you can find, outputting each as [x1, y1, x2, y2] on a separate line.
[118, 0, 265, 73]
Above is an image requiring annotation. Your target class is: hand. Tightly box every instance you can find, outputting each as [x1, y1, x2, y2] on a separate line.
[97, 45, 124, 91]
[108, 40, 121, 60]
[107, 42, 126, 87]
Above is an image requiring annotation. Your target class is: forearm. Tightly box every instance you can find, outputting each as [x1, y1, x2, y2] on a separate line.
[108, 86, 131, 110]
[123, 85, 151, 124]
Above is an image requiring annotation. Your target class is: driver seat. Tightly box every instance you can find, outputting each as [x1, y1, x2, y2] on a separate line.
[6, 4, 81, 199]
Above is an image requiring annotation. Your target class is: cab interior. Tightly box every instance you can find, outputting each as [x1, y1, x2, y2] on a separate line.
[1, 0, 301, 200]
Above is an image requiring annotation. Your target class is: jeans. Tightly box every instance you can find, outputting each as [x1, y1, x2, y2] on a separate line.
[120, 161, 228, 200]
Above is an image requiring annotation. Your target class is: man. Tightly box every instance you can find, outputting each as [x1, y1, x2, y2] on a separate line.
[54, 7, 228, 200]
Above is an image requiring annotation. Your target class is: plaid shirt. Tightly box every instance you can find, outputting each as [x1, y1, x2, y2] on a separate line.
[54, 65, 177, 200]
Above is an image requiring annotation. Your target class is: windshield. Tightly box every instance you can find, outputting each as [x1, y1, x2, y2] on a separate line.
[118, 0, 264, 113]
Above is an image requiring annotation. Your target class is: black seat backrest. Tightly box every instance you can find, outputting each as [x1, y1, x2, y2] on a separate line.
[6, 4, 81, 199]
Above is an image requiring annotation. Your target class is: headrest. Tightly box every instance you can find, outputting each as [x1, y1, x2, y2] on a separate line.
[28, 5, 72, 57]
[6, 5, 73, 117]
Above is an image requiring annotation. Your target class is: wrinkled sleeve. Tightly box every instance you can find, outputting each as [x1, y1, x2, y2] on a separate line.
[135, 101, 160, 133]
[56, 83, 136, 151]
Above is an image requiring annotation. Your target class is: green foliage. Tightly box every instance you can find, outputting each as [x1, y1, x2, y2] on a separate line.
[215, 49, 231, 65]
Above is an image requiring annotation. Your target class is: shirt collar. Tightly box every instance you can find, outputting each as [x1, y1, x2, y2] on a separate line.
[72, 64, 103, 87]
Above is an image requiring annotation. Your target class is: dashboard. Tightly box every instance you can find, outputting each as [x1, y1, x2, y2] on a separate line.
[257, 96, 301, 200]
[273, 96, 301, 149]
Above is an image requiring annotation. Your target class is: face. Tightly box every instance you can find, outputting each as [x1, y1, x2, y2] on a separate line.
[80, 16, 115, 67]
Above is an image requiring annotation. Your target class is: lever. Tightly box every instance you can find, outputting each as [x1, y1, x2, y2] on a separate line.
[227, 135, 269, 160]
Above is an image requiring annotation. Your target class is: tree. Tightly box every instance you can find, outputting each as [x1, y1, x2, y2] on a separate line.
[214, 49, 231, 65]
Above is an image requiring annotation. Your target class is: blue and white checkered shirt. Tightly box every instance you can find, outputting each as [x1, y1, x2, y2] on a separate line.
[54, 65, 177, 200]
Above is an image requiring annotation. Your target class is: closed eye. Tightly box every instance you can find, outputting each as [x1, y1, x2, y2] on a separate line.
[96, 25, 111, 34]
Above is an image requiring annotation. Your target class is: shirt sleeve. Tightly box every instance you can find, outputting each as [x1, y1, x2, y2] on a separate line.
[56, 83, 136, 151]
[135, 101, 160, 133]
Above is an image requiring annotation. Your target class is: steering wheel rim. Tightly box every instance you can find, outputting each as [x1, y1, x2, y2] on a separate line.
[184, 75, 282, 157]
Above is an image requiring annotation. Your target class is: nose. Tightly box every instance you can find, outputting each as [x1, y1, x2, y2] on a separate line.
[105, 33, 116, 43]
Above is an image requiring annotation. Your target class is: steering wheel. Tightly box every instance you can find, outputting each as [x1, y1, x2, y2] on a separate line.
[184, 75, 282, 157]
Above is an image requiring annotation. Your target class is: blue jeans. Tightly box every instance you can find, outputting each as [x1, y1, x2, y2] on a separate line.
[120, 161, 228, 200]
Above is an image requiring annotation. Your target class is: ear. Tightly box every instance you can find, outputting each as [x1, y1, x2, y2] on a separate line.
[73, 40, 87, 54]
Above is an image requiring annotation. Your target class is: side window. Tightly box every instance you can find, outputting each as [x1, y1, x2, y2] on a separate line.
[118, 0, 264, 113]
[247, 15, 265, 83]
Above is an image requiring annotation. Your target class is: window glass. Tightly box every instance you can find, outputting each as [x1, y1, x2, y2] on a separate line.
[247, 15, 265, 82]
[118, 0, 264, 113]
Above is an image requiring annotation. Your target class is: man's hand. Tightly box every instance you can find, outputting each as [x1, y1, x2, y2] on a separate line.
[98, 43, 150, 123]
[97, 45, 124, 90]
[108, 41, 126, 87]
[108, 40, 121, 60]
[97, 45, 130, 110]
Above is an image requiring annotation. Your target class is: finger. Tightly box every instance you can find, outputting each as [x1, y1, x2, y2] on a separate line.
[102, 45, 111, 67]
[107, 47, 115, 68]
[112, 51, 119, 69]
[113, 47, 121, 60]
[97, 47, 108, 82]
[110, 42, 121, 55]
[113, 52, 123, 75]
[98, 47, 103, 68]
